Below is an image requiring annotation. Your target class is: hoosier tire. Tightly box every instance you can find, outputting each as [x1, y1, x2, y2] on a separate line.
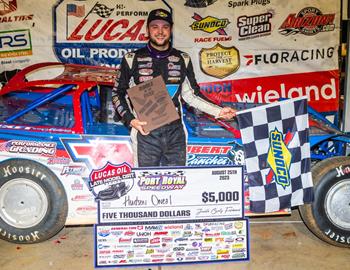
[299, 156, 350, 248]
[0, 158, 68, 244]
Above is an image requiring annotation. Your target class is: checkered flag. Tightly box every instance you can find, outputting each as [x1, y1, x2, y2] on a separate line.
[90, 3, 114, 18]
[236, 97, 314, 213]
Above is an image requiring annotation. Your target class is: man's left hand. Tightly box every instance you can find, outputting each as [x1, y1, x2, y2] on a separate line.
[217, 107, 236, 120]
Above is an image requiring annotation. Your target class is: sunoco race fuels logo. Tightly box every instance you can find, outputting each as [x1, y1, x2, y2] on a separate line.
[190, 13, 230, 35]
[267, 129, 292, 188]
[279, 7, 335, 36]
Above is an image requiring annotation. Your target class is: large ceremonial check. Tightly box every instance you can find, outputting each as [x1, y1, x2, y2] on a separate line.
[98, 166, 244, 224]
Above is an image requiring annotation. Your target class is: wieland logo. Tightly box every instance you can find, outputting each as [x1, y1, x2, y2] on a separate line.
[267, 129, 292, 188]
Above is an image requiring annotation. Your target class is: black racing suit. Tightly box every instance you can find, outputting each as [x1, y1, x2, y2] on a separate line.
[112, 43, 222, 167]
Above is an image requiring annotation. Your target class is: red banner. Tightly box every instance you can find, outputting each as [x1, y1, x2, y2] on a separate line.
[200, 70, 339, 113]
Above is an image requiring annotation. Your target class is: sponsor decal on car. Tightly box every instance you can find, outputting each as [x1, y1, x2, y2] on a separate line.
[47, 157, 70, 165]
[0, 140, 56, 156]
[89, 162, 135, 201]
[187, 145, 235, 166]
[71, 179, 84, 190]
[61, 165, 85, 176]
[76, 205, 97, 215]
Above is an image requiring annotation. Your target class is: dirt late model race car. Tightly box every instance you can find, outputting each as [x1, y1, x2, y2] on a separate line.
[0, 62, 349, 248]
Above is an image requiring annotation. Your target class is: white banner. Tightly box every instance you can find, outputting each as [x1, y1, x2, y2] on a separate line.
[0, 0, 342, 113]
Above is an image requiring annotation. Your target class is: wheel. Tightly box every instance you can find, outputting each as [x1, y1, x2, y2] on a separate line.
[299, 156, 350, 248]
[0, 158, 68, 244]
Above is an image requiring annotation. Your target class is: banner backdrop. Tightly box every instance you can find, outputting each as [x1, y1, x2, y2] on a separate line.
[0, 0, 341, 113]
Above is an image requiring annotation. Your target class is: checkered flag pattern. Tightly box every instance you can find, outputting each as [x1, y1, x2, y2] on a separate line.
[236, 97, 314, 213]
[91, 3, 114, 18]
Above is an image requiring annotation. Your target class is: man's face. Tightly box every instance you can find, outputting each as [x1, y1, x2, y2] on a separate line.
[147, 20, 172, 50]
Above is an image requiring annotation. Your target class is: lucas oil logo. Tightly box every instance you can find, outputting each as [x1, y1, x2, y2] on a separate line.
[88, 162, 135, 201]
[53, 1, 162, 66]
[267, 128, 292, 188]
[279, 7, 335, 36]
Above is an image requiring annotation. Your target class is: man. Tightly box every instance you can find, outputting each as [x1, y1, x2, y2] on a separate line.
[113, 8, 236, 167]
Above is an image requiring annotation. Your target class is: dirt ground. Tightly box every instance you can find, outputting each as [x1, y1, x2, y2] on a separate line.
[0, 209, 349, 270]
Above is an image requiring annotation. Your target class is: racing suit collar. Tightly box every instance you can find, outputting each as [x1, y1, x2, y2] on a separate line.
[147, 42, 172, 59]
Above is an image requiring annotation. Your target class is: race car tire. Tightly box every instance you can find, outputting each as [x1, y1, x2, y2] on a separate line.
[299, 156, 350, 248]
[0, 158, 68, 244]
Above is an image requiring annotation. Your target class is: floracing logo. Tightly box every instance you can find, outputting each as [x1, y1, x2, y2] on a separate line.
[279, 7, 335, 36]
[0, 0, 16, 16]
[244, 46, 335, 66]
[199, 43, 239, 79]
[237, 12, 272, 40]
[267, 129, 293, 188]
[53, 1, 162, 66]
[89, 162, 135, 201]
[138, 171, 186, 191]
[0, 29, 32, 58]
[190, 13, 230, 35]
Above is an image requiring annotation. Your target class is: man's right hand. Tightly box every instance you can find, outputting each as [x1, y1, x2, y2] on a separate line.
[130, 119, 149, 135]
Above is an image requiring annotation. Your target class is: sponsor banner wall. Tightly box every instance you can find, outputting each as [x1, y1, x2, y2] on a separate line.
[0, 0, 341, 113]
